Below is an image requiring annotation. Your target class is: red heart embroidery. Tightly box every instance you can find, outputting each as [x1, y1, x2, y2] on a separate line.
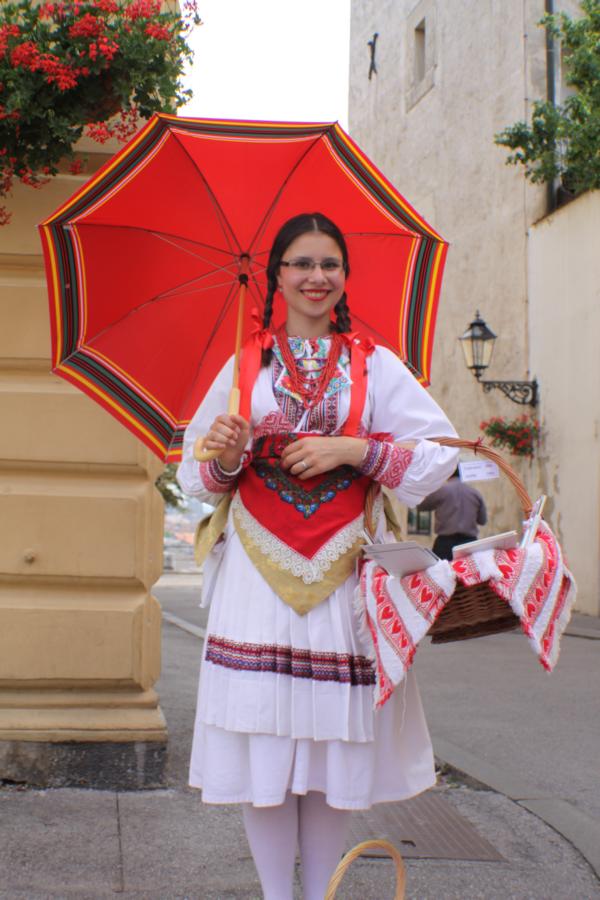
[453, 560, 467, 574]
[421, 587, 433, 604]
[410, 575, 421, 590]
[526, 602, 536, 618]
[381, 605, 393, 620]
[391, 621, 402, 635]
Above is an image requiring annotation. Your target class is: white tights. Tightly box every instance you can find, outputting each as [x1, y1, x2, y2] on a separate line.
[242, 791, 350, 900]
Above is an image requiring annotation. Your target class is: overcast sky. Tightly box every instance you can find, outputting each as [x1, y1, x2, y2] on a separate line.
[181, 0, 351, 128]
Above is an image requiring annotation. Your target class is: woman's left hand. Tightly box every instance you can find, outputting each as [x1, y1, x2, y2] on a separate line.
[281, 436, 367, 480]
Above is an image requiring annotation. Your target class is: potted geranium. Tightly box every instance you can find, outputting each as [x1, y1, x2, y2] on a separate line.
[480, 415, 541, 458]
[0, 0, 200, 224]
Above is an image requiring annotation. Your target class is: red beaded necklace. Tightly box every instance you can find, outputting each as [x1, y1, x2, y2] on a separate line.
[275, 324, 343, 410]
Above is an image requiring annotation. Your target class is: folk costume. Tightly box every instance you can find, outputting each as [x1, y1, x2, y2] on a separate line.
[177, 330, 458, 810]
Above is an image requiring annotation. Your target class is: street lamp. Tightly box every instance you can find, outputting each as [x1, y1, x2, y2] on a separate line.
[459, 311, 538, 407]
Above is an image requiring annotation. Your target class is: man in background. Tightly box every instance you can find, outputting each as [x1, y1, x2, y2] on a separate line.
[418, 469, 487, 560]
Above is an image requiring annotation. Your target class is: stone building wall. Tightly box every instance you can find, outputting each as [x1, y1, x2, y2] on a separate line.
[348, 1, 594, 612]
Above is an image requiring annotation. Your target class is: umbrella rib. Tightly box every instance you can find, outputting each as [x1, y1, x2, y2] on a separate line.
[81, 270, 240, 348]
[177, 280, 239, 421]
[349, 311, 406, 355]
[169, 130, 242, 259]
[248, 129, 332, 254]
[74, 221, 233, 259]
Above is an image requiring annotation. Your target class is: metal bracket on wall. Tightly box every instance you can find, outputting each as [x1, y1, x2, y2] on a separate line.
[479, 378, 539, 406]
[368, 33, 378, 79]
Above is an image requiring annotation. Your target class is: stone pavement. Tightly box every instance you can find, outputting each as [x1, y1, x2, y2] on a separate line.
[0, 574, 599, 899]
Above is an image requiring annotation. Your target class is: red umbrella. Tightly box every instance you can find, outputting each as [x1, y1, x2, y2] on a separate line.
[39, 114, 448, 462]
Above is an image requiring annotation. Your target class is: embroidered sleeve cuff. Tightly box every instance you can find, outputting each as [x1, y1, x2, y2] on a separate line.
[199, 453, 248, 493]
[358, 438, 414, 489]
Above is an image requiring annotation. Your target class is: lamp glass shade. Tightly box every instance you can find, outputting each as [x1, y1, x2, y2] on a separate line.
[459, 312, 496, 373]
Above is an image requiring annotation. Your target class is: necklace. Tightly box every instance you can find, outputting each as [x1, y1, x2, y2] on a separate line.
[275, 325, 343, 410]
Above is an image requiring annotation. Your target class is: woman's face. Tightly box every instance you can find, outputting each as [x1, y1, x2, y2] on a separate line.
[276, 231, 346, 332]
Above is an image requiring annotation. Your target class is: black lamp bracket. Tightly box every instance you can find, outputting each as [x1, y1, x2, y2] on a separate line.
[477, 377, 538, 407]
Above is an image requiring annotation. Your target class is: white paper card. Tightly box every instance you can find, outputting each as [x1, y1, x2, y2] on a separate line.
[459, 460, 500, 482]
[363, 541, 439, 578]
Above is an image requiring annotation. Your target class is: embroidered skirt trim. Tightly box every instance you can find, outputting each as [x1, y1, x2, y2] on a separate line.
[205, 635, 376, 686]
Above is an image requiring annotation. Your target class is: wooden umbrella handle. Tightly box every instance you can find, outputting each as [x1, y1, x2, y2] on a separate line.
[193, 255, 249, 464]
[193, 388, 240, 462]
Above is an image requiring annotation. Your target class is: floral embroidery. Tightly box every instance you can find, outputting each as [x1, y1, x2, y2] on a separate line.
[251, 433, 361, 519]
[205, 635, 375, 686]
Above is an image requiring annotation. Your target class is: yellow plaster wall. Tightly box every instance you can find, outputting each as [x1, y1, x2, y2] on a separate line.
[0, 172, 166, 744]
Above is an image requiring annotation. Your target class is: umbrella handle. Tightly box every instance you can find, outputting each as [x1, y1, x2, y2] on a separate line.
[193, 388, 241, 462]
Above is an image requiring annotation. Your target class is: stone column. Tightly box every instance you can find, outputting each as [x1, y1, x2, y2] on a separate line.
[0, 159, 167, 788]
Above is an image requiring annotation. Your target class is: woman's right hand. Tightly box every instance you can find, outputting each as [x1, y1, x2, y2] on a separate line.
[202, 413, 250, 471]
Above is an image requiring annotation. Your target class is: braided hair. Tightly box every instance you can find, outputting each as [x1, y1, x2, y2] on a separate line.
[261, 212, 352, 366]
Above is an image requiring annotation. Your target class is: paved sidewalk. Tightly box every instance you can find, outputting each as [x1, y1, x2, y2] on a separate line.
[0, 576, 598, 899]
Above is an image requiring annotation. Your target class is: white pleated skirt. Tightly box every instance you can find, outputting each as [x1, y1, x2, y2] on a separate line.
[189, 524, 436, 809]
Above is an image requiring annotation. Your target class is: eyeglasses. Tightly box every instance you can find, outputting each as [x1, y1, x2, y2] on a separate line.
[279, 257, 344, 274]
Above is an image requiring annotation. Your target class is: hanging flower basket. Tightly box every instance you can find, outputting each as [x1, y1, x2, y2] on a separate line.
[0, 0, 201, 225]
[479, 415, 541, 458]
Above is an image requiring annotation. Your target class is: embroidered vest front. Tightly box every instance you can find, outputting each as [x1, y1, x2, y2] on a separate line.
[233, 431, 380, 614]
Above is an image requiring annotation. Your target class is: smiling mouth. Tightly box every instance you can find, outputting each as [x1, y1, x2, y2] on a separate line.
[302, 290, 330, 302]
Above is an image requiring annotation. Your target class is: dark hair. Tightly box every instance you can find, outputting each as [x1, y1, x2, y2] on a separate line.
[261, 212, 352, 365]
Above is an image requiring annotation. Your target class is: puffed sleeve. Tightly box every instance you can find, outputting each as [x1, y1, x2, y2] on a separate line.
[176, 355, 237, 504]
[362, 346, 459, 507]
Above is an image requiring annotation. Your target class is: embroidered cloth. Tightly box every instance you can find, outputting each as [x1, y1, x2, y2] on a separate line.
[272, 334, 350, 404]
[359, 521, 577, 708]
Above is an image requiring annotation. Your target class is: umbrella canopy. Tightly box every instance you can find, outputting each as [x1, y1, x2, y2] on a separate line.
[39, 114, 448, 462]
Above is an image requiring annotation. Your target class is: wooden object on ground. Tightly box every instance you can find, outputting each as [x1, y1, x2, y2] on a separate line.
[325, 839, 406, 899]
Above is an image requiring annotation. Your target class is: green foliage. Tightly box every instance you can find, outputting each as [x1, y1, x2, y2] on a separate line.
[0, 0, 201, 223]
[480, 416, 541, 458]
[155, 462, 186, 508]
[495, 0, 600, 196]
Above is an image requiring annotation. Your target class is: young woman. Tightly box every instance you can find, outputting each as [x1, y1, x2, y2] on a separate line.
[177, 212, 458, 899]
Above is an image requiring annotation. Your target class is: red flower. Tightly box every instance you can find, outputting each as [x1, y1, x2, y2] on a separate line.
[124, 0, 161, 21]
[69, 159, 84, 174]
[69, 13, 106, 39]
[10, 40, 41, 70]
[92, 0, 119, 11]
[145, 23, 171, 40]
[38, 54, 79, 90]
[98, 36, 119, 60]
[85, 121, 113, 143]
[38, 3, 56, 18]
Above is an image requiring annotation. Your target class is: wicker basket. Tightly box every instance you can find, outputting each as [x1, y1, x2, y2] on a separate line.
[428, 437, 533, 644]
[325, 839, 406, 899]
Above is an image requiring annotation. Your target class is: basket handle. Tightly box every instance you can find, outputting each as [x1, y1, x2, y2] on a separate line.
[432, 436, 533, 515]
[324, 839, 406, 899]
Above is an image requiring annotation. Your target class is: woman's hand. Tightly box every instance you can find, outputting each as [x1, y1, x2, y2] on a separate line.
[201, 413, 250, 471]
[281, 436, 367, 480]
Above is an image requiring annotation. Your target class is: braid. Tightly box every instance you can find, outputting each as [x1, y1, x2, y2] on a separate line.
[333, 292, 352, 333]
[260, 271, 278, 366]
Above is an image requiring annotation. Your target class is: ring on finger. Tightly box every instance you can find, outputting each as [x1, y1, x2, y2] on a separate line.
[300, 460, 308, 471]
